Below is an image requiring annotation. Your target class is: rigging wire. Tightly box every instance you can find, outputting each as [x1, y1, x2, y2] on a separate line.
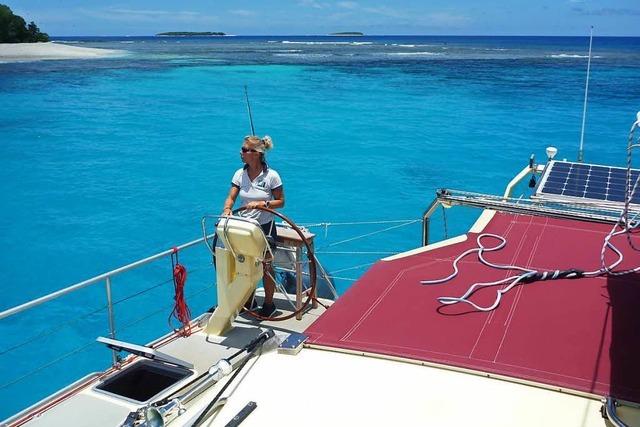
[300, 219, 421, 227]
[0, 283, 215, 391]
[0, 265, 209, 358]
[330, 261, 376, 274]
[2, 217, 419, 387]
[326, 219, 421, 248]
[0, 341, 98, 391]
[315, 250, 398, 255]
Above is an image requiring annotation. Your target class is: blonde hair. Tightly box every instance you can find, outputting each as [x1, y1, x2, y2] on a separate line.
[243, 135, 273, 153]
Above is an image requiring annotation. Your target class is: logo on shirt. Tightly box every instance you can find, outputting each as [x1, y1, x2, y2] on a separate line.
[255, 180, 267, 189]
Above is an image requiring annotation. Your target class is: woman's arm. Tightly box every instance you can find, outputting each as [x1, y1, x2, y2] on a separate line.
[222, 186, 239, 215]
[246, 186, 285, 209]
[269, 186, 285, 209]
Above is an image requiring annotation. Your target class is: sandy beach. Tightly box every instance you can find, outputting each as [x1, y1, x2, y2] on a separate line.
[0, 42, 126, 62]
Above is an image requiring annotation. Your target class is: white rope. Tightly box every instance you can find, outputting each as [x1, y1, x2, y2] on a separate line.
[437, 274, 531, 312]
[422, 111, 640, 312]
[592, 113, 640, 276]
[420, 234, 536, 311]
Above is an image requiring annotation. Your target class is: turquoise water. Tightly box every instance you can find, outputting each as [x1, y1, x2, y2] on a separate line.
[1, 35, 639, 418]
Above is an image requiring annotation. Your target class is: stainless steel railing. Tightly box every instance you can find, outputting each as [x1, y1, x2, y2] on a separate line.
[0, 234, 214, 364]
[0, 235, 213, 321]
[421, 164, 541, 246]
[603, 397, 631, 427]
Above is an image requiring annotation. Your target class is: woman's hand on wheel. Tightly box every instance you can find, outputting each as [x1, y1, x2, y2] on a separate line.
[246, 201, 267, 209]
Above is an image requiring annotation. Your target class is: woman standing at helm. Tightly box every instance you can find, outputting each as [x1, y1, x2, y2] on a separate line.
[221, 135, 284, 318]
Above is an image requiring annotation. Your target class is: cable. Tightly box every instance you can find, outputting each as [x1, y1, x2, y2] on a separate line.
[326, 220, 421, 248]
[594, 113, 640, 276]
[421, 112, 640, 312]
[300, 219, 422, 227]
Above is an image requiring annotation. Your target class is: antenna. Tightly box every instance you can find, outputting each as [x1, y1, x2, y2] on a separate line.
[244, 85, 256, 136]
[578, 26, 594, 163]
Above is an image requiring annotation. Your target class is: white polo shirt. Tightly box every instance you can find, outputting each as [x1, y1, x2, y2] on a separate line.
[232, 166, 283, 225]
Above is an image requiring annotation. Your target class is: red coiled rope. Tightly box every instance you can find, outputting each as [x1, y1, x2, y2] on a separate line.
[169, 248, 191, 336]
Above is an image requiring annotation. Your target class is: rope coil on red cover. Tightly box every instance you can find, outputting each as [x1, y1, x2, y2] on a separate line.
[169, 247, 191, 336]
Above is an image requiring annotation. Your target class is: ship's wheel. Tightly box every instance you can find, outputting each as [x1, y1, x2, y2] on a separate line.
[207, 206, 317, 322]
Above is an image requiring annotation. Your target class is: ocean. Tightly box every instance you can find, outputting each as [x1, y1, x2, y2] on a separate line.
[1, 35, 639, 418]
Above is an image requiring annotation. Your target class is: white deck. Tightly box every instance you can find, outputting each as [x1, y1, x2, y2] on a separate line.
[209, 348, 612, 427]
[8, 292, 640, 427]
[15, 312, 636, 426]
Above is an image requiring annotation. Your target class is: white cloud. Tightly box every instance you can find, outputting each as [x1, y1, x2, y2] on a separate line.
[362, 6, 407, 19]
[297, 0, 328, 9]
[80, 8, 217, 23]
[425, 12, 471, 27]
[229, 9, 256, 17]
[337, 1, 358, 9]
[573, 7, 640, 15]
[326, 3, 470, 29]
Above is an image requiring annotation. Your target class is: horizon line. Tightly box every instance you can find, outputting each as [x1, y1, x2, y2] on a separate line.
[48, 33, 640, 38]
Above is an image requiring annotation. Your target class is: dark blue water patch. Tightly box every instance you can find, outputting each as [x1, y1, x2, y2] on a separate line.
[3, 35, 637, 73]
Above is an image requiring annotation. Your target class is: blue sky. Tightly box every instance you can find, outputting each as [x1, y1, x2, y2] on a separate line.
[11, 0, 640, 36]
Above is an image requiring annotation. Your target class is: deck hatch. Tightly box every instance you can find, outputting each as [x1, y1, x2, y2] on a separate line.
[97, 336, 193, 369]
[95, 359, 192, 403]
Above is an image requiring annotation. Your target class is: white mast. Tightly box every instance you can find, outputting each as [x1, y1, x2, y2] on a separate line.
[578, 26, 594, 163]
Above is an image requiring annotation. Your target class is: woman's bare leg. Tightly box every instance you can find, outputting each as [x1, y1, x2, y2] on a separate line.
[263, 254, 275, 305]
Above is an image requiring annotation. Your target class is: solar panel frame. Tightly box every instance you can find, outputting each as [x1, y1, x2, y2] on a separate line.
[535, 160, 640, 205]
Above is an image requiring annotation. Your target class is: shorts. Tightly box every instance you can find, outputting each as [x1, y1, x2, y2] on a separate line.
[260, 221, 278, 248]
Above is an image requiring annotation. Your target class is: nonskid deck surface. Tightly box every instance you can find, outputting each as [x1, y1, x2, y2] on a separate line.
[15, 325, 263, 427]
[305, 212, 640, 402]
[13, 294, 329, 427]
[234, 293, 330, 332]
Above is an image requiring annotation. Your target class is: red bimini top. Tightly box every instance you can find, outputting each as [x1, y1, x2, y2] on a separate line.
[305, 212, 640, 402]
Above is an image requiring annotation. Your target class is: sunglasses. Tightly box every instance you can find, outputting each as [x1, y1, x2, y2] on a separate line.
[241, 147, 258, 153]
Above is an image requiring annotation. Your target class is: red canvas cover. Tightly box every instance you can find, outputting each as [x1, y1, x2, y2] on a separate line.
[306, 213, 640, 402]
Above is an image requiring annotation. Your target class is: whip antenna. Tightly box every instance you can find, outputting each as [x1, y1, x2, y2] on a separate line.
[578, 25, 594, 163]
[244, 85, 256, 136]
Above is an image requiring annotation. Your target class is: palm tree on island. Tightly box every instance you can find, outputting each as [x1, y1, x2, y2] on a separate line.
[0, 4, 48, 43]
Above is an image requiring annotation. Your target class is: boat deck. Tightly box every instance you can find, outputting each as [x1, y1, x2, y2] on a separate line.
[305, 212, 640, 402]
[10, 295, 330, 427]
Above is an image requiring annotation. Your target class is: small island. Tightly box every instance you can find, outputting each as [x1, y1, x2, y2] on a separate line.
[156, 32, 226, 37]
[329, 32, 364, 36]
[0, 4, 49, 43]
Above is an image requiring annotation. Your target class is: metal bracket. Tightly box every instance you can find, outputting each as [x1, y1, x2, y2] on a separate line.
[225, 401, 257, 427]
[601, 397, 630, 427]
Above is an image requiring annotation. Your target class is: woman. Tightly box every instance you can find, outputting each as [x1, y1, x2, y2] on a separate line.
[222, 135, 285, 318]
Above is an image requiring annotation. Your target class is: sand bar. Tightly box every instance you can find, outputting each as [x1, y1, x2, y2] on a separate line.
[0, 42, 126, 62]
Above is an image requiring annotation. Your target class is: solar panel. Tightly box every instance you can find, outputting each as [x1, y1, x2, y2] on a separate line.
[536, 161, 640, 205]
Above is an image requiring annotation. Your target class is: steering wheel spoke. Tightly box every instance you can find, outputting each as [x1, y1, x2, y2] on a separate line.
[209, 206, 318, 321]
